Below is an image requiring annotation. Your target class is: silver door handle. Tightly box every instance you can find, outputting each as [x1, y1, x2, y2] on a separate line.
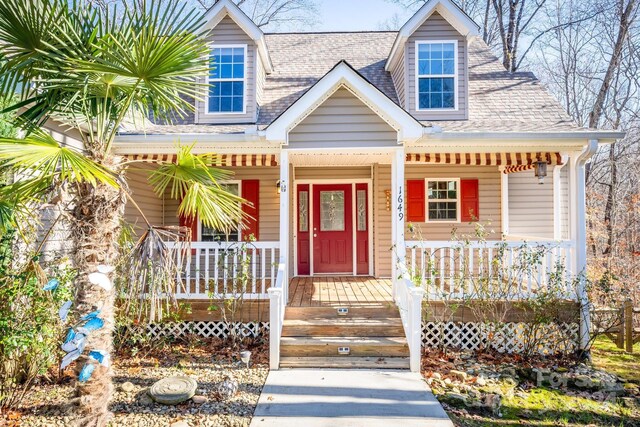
[313, 234, 317, 237]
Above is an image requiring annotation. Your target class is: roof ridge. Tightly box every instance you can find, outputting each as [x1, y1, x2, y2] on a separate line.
[264, 30, 398, 35]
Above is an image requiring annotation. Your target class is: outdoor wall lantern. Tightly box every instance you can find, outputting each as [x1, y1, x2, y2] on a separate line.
[276, 180, 281, 194]
[534, 160, 548, 184]
[385, 189, 391, 211]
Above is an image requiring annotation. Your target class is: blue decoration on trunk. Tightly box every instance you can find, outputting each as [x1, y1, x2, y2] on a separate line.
[78, 363, 95, 382]
[81, 310, 100, 321]
[43, 278, 59, 291]
[82, 317, 104, 332]
[59, 301, 72, 321]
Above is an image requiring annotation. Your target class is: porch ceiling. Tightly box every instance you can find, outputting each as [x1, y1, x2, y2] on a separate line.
[289, 151, 393, 166]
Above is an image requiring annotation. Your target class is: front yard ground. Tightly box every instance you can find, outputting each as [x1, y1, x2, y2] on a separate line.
[3, 339, 269, 427]
[425, 340, 640, 426]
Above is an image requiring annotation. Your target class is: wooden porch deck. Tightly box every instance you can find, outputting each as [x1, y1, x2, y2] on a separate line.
[287, 276, 394, 307]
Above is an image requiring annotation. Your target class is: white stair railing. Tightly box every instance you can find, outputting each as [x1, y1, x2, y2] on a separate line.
[268, 257, 287, 370]
[395, 257, 425, 373]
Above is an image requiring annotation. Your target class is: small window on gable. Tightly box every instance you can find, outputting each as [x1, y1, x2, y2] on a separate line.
[208, 46, 246, 114]
[201, 182, 241, 241]
[426, 179, 460, 222]
[416, 41, 457, 111]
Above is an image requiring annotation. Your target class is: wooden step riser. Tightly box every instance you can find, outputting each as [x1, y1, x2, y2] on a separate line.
[282, 325, 405, 337]
[281, 344, 409, 357]
[279, 356, 410, 369]
[285, 307, 400, 320]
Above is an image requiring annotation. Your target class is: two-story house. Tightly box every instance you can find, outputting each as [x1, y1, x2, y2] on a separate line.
[116, 0, 623, 370]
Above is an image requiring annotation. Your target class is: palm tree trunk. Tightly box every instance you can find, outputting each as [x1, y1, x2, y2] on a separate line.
[71, 161, 126, 427]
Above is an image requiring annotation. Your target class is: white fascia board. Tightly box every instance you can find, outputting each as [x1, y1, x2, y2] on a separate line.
[385, 0, 480, 71]
[416, 130, 625, 144]
[265, 62, 423, 144]
[113, 139, 277, 155]
[201, 0, 273, 73]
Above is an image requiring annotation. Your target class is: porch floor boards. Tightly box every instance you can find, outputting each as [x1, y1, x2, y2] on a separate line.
[288, 276, 394, 307]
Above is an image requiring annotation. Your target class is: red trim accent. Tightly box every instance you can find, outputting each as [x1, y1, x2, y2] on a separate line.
[406, 179, 425, 222]
[241, 180, 260, 241]
[461, 179, 480, 222]
[356, 183, 369, 275]
[297, 184, 310, 275]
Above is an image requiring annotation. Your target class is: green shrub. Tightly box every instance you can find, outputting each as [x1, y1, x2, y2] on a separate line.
[0, 230, 74, 412]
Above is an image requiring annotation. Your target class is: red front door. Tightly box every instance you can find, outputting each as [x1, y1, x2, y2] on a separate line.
[313, 184, 353, 274]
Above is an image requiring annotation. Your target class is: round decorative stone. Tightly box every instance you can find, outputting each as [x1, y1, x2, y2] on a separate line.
[149, 376, 198, 405]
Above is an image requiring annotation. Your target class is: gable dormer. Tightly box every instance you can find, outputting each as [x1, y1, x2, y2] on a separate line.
[196, 0, 273, 124]
[385, 0, 479, 121]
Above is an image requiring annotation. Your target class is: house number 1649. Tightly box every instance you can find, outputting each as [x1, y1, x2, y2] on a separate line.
[397, 186, 404, 220]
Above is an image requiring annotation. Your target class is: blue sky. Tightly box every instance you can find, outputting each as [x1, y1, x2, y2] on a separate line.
[314, 0, 413, 31]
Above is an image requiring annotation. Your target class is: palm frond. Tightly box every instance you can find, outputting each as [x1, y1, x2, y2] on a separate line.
[0, 129, 119, 188]
[146, 145, 244, 230]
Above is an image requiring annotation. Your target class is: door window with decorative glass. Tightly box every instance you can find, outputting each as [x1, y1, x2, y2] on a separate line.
[209, 46, 245, 113]
[416, 41, 456, 110]
[201, 183, 241, 241]
[426, 179, 459, 221]
[320, 191, 345, 231]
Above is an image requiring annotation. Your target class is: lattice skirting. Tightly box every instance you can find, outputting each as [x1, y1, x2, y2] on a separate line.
[146, 321, 269, 339]
[144, 321, 577, 355]
[422, 322, 579, 355]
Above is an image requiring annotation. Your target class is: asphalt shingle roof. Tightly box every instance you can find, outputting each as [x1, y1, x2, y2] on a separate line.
[121, 31, 582, 136]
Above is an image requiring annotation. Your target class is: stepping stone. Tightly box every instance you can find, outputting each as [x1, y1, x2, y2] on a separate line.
[149, 376, 197, 405]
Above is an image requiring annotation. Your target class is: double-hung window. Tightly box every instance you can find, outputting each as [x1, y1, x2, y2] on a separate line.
[416, 41, 457, 110]
[208, 46, 246, 114]
[200, 182, 241, 242]
[426, 179, 460, 222]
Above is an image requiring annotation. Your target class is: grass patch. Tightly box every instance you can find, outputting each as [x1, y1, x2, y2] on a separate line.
[592, 336, 640, 383]
[448, 385, 639, 426]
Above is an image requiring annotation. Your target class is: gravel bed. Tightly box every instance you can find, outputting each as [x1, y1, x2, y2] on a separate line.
[12, 343, 269, 427]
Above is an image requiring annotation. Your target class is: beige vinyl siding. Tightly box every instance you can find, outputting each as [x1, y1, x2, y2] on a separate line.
[162, 167, 280, 241]
[288, 88, 398, 148]
[560, 165, 570, 239]
[508, 170, 554, 239]
[196, 16, 256, 123]
[34, 120, 85, 259]
[374, 164, 393, 277]
[390, 47, 407, 108]
[124, 164, 163, 237]
[407, 12, 467, 120]
[404, 165, 502, 241]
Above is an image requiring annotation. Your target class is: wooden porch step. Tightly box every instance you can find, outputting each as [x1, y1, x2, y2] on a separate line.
[280, 356, 410, 369]
[282, 317, 404, 337]
[280, 336, 409, 357]
[285, 306, 400, 320]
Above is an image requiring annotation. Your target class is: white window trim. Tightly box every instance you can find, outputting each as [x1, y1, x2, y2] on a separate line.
[198, 180, 243, 241]
[206, 44, 247, 115]
[414, 40, 459, 112]
[424, 178, 461, 223]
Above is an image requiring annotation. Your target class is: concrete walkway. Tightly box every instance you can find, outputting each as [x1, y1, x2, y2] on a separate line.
[250, 369, 453, 426]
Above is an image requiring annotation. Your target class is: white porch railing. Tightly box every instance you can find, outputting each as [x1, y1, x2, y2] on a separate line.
[396, 262, 425, 373]
[268, 257, 287, 369]
[166, 241, 280, 299]
[405, 240, 577, 300]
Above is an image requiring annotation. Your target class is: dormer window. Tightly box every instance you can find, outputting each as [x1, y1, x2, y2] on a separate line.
[416, 41, 457, 111]
[208, 45, 246, 114]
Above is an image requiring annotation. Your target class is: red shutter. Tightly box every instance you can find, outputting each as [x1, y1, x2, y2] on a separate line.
[178, 214, 198, 241]
[241, 180, 260, 241]
[461, 179, 479, 222]
[406, 179, 425, 222]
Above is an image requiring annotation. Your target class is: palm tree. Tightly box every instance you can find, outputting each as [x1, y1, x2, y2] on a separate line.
[0, 1, 242, 425]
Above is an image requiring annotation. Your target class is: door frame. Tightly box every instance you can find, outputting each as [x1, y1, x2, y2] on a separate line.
[293, 178, 374, 277]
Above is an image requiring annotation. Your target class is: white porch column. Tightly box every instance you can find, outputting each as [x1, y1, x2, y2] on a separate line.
[553, 165, 563, 240]
[279, 149, 290, 303]
[391, 148, 406, 301]
[571, 140, 599, 351]
[499, 167, 509, 236]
